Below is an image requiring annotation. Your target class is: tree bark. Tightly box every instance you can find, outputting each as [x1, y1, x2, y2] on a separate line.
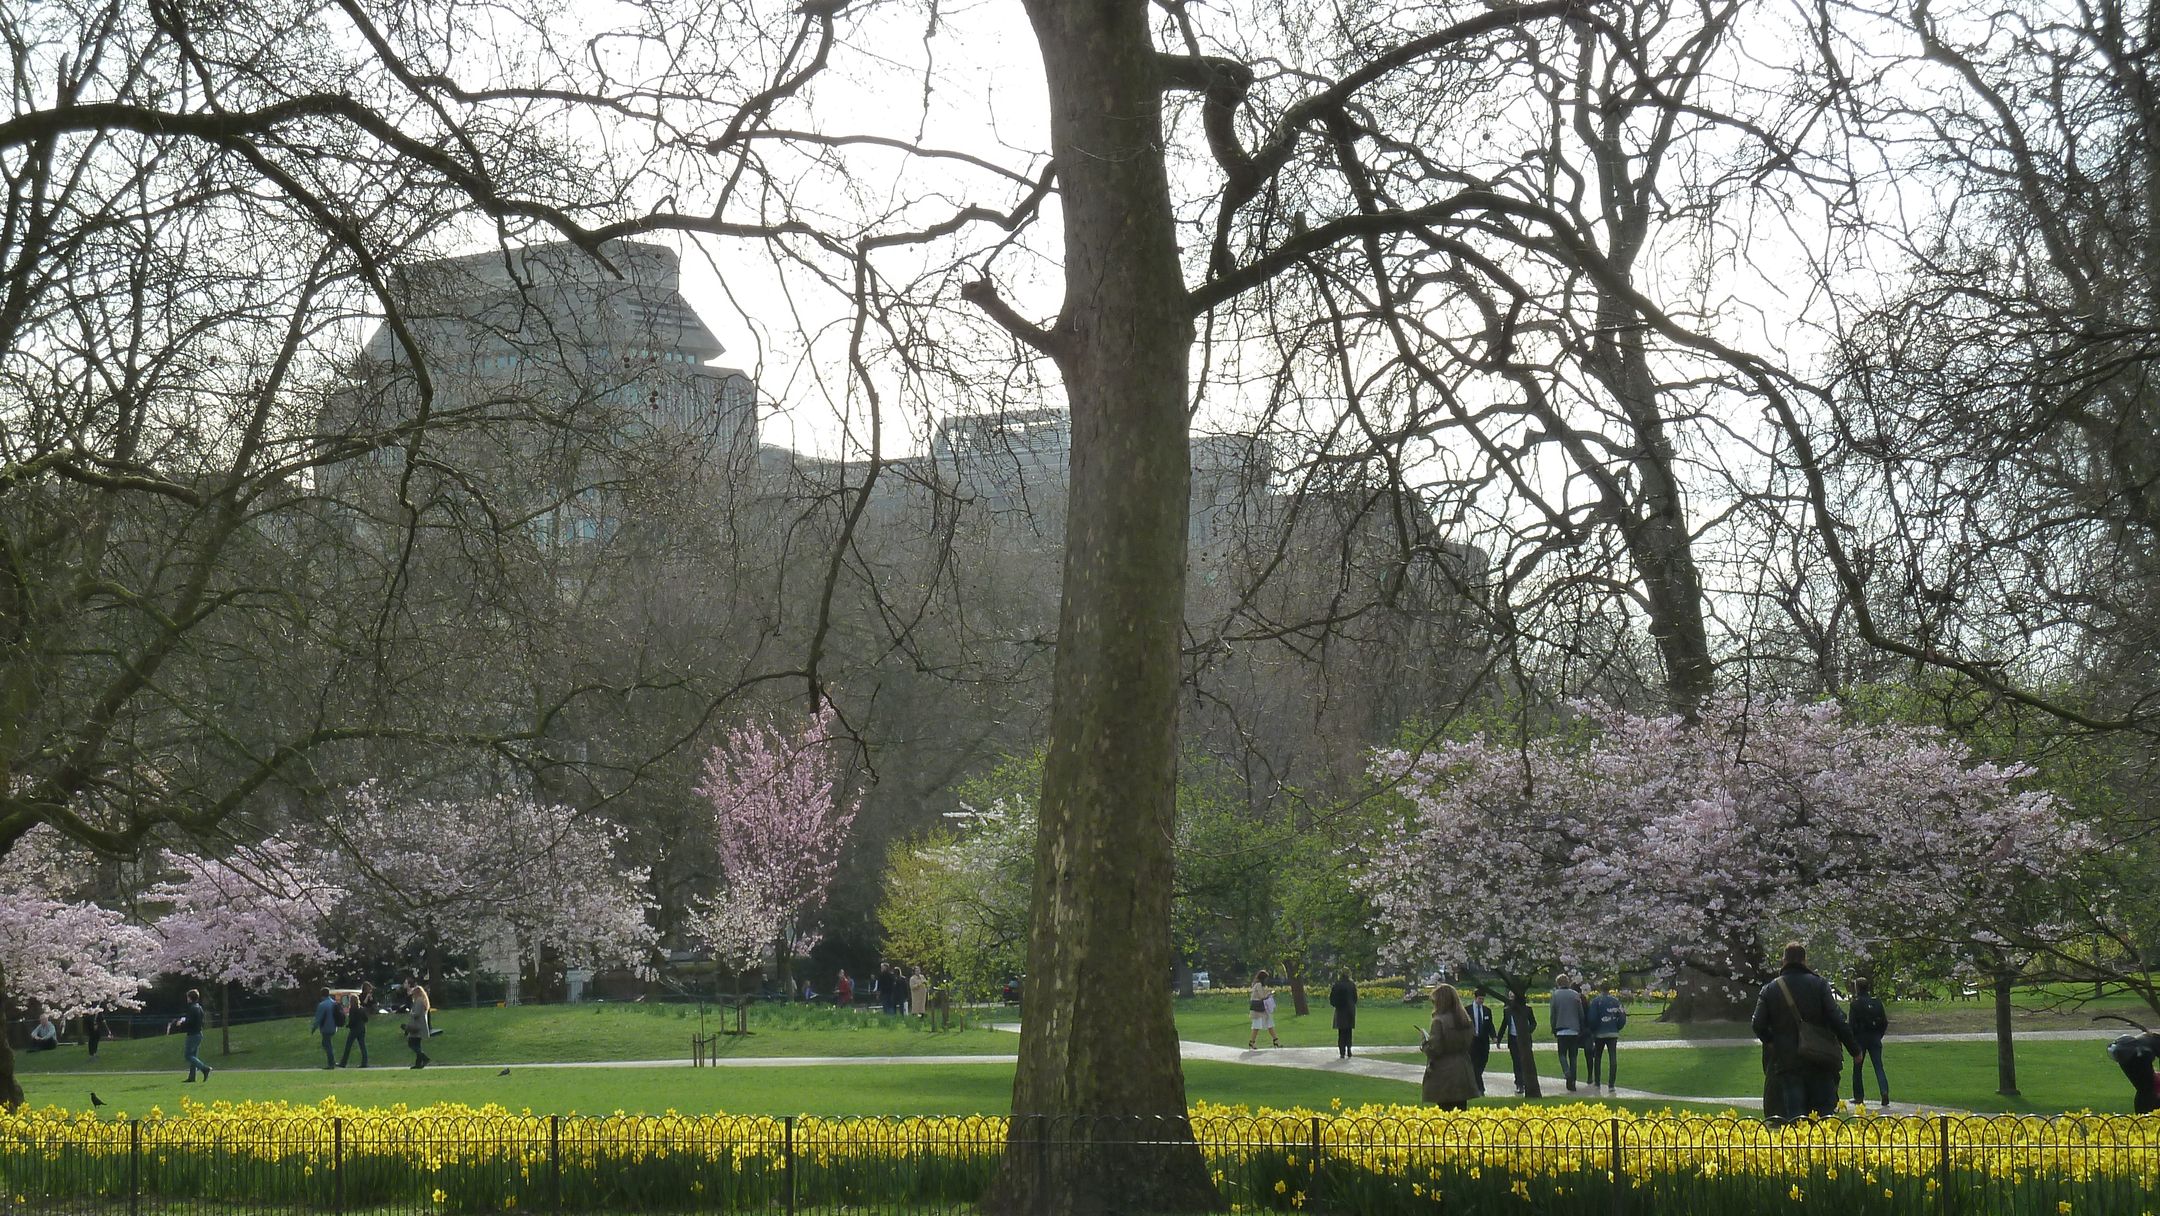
[1660, 965, 1756, 1024]
[1284, 960, 1310, 1018]
[0, 967, 22, 1109]
[1994, 970, 2020, 1096]
[988, 3, 1216, 1213]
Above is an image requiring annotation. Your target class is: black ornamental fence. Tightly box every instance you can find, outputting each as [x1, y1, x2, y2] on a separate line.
[0, 1108, 2152, 1215]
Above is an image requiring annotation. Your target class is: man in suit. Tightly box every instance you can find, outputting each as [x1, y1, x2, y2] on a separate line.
[1751, 942, 1859, 1120]
[1466, 988, 1500, 1096]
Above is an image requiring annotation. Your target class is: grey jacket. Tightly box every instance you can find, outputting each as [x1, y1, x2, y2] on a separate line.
[1549, 986, 1586, 1036]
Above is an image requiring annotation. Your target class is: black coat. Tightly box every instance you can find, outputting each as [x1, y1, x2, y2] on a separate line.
[1466, 1001, 1499, 1047]
[1327, 980, 1357, 1030]
[1751, 966, 1859, 1073]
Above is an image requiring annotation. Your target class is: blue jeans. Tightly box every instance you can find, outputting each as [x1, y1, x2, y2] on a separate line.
[342, 1026, 368, 1067]
[1588, 1037, 1618, 1087]
[183, 1032, 210, 1078]
[1853, 1038, 1889, 1102]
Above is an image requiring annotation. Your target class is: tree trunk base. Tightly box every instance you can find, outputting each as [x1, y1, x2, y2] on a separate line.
[1659, 967, 1755, 1023]
[984, 1118, 1223, 1216]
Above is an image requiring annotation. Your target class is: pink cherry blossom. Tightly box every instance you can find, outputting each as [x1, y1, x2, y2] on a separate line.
[687, 702, 860, 973]
[1361, 697, 2093, 993]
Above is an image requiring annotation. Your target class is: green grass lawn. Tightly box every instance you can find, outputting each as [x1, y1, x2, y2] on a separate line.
[1377, 1038, 2135, 1114]
[17, 1001, 1010, 1075]
[19, 1059, 1437, 1118]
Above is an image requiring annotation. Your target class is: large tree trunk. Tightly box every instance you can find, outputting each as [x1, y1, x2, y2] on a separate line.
[989, 3, 1215, 1213]
[1660, 965, 1756, 1024]
[1284, 959, 1310, 1018]
[0, 967, 22, 1109]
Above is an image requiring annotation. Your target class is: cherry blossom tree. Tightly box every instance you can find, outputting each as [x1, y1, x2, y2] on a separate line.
[329, 784, 657, 987]
[1362, 698, 2094, 1021]
[0, 827, 158, 1105]
[688, 703, 860, 989]
[150, 839, 343, 1054]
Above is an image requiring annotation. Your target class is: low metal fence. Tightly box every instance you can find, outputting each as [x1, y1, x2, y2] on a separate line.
[1, 1111, 2154, 1214]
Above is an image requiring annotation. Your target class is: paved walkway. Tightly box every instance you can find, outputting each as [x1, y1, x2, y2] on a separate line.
[78, 1024, 2085, 1111]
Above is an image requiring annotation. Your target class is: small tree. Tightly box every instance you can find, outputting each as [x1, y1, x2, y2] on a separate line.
[151, 840, 343, 1054]
[689, 703, 860, 993]
[0, 828, 158, 1105]
[1363, 698, 2092, 1020]
[331, 784, 657, 989]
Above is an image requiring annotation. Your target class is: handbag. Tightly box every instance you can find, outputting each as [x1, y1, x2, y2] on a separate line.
[1776, 978, 1845, 1069]
[1248, 999, 1266, 1013]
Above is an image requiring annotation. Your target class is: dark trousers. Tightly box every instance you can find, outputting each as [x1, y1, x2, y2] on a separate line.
[1587, 1037, 1618, 1087]
[342, 1026, 369, 1067]
[1774, 1067, 1842, 1120]
[1336, 1026, 1353, 1057]
[319, 1031, 336, 1068]
[1555, 1032, 1582, 1087]
[407, 1033, 430, 1066]
[1508, 1036, 1535, 1092]
[1853, 1038, 1888, 1102]
[1469, 1040, 1491, 1095]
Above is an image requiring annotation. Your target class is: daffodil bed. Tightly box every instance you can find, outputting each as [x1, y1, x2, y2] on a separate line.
[2, 1098, 2154, 1215]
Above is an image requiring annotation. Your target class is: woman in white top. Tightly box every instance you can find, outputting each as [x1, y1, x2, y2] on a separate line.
[1247, 970, 1281, 1049]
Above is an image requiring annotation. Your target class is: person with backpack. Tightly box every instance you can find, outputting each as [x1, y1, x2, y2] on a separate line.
[1848, 976, 1891, 1107]
[1585, 982, 1629, 1095]
[1750, 942, 1860, 1120]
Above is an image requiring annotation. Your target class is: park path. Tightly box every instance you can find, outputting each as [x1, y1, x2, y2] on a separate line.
[72, 1023, 2092, 1111]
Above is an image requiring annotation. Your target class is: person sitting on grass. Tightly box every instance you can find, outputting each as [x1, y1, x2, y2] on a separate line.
[27, 1012, 58, 1052]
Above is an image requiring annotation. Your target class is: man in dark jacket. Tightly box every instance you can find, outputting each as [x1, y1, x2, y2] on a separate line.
[1327, 973, 1358, 1058]
[1466, 988, 1500, 1096]
[1501, 991, 1538, 1096]
[1751, 942, 1859, 1120]
[1848, 977, 1890, 1106]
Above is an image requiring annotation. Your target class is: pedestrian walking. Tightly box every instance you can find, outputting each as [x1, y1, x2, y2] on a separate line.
[402, 976, 433, 1069]
[1246, 970, 1281, 1049]
[1585, 982, 1628, 1095]
[1466, 988, 1499, 1096]
[1848, 976, 1890, 1106]
[167, 990, 212, 1081]
[341, 983, 374, 1068]
[1750, 942, 1859, 1121]
[84, 1009, 109, 1059]
[309, 988, 340, 1069]
[835, 969, 854, 1007]
[1501, 991, 1537, 1096]
[1328, 972, 1358, 1058]
[1550, 974, 1586, 1092]
[1419, 985, 1478, 1111]
[879, 963, 900, 1015]
[908, 966, 930, 1019]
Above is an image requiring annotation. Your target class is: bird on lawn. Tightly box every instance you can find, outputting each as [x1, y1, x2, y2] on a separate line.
[497, 1068, 511, 1076]
[89, 1093, 105, 1107]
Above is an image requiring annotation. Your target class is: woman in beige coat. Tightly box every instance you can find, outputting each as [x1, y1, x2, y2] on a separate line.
[1421, 984, 1478, 1110]
[908, 966, 930, 1018]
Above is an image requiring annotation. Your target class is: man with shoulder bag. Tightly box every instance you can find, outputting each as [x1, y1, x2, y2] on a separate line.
[1750, 942, 1860, 1120]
